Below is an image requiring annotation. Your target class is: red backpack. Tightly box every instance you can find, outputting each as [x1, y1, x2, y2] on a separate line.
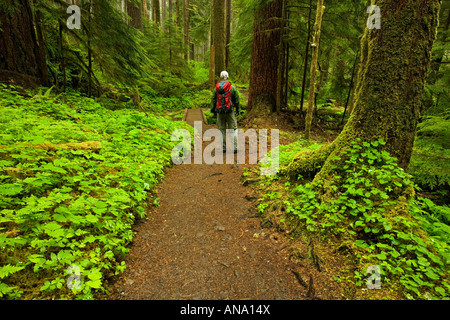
[216, 81, 233, 113]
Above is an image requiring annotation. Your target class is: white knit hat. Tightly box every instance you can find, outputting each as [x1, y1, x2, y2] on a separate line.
[220, 71, 229, 80]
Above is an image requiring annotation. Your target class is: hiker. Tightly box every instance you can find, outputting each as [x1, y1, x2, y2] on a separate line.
[210, 71, 241, 153]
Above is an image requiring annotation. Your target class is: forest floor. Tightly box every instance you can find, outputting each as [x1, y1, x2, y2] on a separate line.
[109, 107, 347, 300]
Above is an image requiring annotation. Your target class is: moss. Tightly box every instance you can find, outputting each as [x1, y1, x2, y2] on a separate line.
[281, 144, 334, 180]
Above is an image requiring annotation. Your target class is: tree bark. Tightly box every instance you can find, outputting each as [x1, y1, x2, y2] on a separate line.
[300, 0, 313, 116]
[161, 0, 166, 30]
[152, 0, 161, 26]
[143, 0, 150, 20]
[304, 0, 325, 140]
[0, 0, 47, 87]
[175, 0, 181, 30]
[168, 0, 173, 64]
[276, 0, 287, 114]
[285, 0, 441, 179]
[211, 0, 226, 79]
[127, 0, 143, 30]
[87, 0, 93, 97]
[32, 0, 49, 86]
[209, 44, 215, 88]
[247, 0, 283, 114]
[225, 0, 232, 69]
[183, 0, 189, 60]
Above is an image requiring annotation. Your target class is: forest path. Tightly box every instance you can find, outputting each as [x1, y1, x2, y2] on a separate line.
[110, 110, 308, 300]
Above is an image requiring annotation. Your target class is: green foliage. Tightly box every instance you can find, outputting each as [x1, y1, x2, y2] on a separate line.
[260, 138, 450, 299]
[0, 84, 191, 299]
[261, 139, 324, 174]
[409, 112, 450, 193]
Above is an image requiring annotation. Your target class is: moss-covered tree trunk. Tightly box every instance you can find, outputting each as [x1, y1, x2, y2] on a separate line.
[247, 0, 283, 114]
[225, 0, 232, 69]
[304, 0, 325, 140]
[299, 0, 313, 116]
[275, 0, 287, 114]
[0, 0, 47, 86]
[183, 0, 189, 60]
[284, 0, 440, 180]
[211, 0, 226, 79]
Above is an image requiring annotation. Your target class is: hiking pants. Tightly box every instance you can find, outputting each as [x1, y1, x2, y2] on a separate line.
[217, 112, 238, 150]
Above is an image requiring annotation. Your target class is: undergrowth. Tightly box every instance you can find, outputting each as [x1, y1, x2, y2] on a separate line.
[0, 84, 192, 299]
[257, 138, 450, 299]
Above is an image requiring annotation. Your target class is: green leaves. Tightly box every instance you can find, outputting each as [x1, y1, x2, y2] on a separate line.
[0, 265, 26, 279]
[0, 184, 23, 196]
[86, 269, 103, 289]
[0, 86, 191, 299]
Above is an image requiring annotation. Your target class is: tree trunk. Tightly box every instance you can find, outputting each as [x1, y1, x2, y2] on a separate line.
[284, 5, 290, 108]
[143, 0, 150, 20]
[276, 0, 287, 114]
[32, 0, 49, 86]
[0, 0, 47, 87]
[127, 0, 143, 30]
[284, 0, 440, 180]
[209, 44, 215, 88]
[225, 0, 232, 69]
[247, 0, 283, 114]
[304, 0, 325, 140]
[59, 22, 67, 91]
[87, 0, 93, 97]
[152, 0, 161, 26]
[161, 0, 166, 30]
[211, 0, 226, 79]
[168, 0, 173, 65]
[183, 0, 189, 60]
[300, 0, 313, 116]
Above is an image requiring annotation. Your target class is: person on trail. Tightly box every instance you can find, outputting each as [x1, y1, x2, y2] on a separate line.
[210, 71, 241, 153]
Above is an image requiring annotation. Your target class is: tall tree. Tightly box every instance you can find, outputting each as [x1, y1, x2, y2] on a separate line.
[152, 0, 161, 26]
[161, 0, 167, 30]
[299, 0, 313, 115]
[275, 0, 287, 114]
[304, 0, 325, 140]
[211, 0, 226, 78]
[0, 0, 48, 86]
[225, 0, 232, 69]
[247, 0, 284, 114]
[127, 0, 143, 31]
[183, 0, 189, 60]
[285, 0, 441, 180]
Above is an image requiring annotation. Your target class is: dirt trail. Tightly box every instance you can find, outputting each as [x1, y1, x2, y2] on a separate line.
[110, 110, 311, 300]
